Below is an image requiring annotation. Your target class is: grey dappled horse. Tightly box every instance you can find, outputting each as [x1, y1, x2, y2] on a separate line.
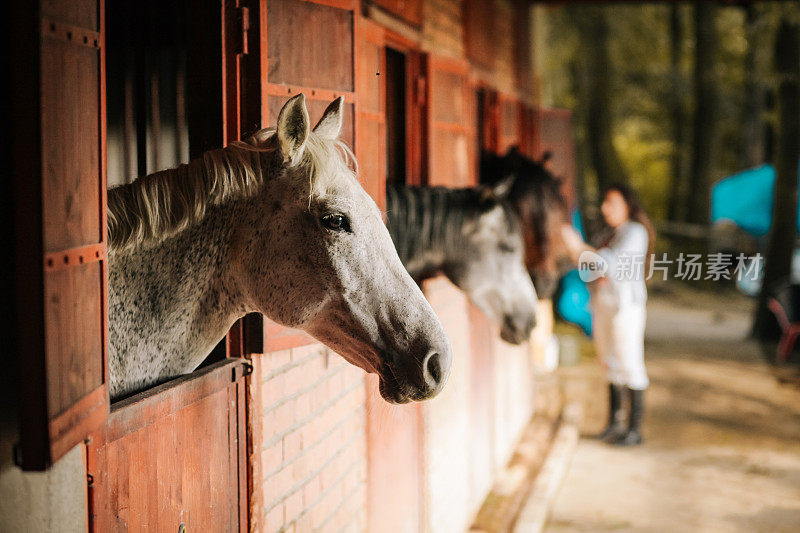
[107, 95, 452, 404]
[386, 184, 538, 345]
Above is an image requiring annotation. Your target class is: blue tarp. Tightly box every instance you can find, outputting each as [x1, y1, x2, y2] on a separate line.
[555, 208, 593, 336]
[711, 163, 800, 236]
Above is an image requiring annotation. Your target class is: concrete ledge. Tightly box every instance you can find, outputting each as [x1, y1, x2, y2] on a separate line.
[470, 400, 582, 533]
[513, 402, 582, 533]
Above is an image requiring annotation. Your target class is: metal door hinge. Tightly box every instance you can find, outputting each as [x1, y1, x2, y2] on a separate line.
[233, 360, 254, 382]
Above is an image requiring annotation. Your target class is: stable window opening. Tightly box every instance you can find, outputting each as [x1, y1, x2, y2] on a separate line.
[106, 0, 228, 400]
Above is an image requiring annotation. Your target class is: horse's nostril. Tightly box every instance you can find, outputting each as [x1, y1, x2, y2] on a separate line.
[424, 352, 443, 386]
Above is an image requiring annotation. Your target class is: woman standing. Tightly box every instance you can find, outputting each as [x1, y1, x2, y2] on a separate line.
[561, 184, 655, 446]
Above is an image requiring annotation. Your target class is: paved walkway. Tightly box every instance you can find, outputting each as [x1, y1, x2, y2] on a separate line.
[545, 286, 800, 533]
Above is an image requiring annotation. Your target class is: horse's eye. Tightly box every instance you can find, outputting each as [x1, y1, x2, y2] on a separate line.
[321, 213, 351, 232]
[500, 242, 516, 253]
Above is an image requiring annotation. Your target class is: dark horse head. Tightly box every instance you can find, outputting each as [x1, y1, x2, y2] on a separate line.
[481, 147, 571, 299]
[386, 184, 538, 345]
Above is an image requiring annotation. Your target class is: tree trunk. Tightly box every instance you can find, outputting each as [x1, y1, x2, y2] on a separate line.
[741, 3, 768, 169]
[668, 4, 688, 222]
[582, 8, 628, 194]
[687, 2, 720, 224]
[753, 19, 800, 340]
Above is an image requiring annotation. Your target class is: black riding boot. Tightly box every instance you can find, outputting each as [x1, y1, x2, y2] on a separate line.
[596, 383, 626, 441]
[613, 388, 644, 446]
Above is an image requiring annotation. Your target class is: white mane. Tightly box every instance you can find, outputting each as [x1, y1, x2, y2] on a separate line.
[107, 127, 356, 252]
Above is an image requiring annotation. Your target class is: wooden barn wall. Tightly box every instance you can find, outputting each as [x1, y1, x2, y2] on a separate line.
[3, 0, 567, 531]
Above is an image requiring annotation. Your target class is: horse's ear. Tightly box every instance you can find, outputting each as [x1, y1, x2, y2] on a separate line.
[313, 96, 344, 140]
[492, 173, 516, 200]
[277, 93, 310, 165]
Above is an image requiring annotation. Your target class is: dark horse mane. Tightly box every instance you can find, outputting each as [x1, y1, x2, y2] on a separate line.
[385, 185, 520, 280]
[480, 147, 569, 298]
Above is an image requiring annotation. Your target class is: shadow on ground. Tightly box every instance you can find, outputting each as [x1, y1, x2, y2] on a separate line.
[546, 283, 800, 533]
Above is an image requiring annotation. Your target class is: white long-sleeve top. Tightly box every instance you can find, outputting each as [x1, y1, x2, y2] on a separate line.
[595, 221, 649, 308]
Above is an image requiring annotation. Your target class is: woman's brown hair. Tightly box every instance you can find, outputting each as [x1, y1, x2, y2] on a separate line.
[600, 183, 656, 269]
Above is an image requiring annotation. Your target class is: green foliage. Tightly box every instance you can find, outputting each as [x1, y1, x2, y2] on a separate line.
[538, 2, 799, 224]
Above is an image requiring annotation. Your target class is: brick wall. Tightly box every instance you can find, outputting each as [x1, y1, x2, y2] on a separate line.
[249, 344, 367, 532]
[420, 277, 475, 533]
[419, 277, 540, 533]
[491, 337, 535, 470]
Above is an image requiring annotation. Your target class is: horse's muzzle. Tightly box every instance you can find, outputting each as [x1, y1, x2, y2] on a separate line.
[501, 313, 537, 345]
[378, 346, 452, 404]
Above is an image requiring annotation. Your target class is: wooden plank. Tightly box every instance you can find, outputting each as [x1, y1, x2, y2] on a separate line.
[427, 56, 474, 187]
[105, 358, 247, 442]
[356, 17, 387, 195]
[266, 0, 354, 92]
[41, 0, 98, 29]
[91, 388, 239, 532]
[263, 82, 355, 102]
[49, 385, 108, 461]
[464, 0, 495, 71]
[41, 35, 102, 251]
[370, 0, 423, 27]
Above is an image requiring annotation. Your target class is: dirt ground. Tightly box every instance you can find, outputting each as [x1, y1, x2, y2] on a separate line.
[545, 283, 800, 533]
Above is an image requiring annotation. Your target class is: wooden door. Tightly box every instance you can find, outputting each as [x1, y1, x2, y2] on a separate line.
[88, 359, 249, 532]
[12, 0, 110, 471]
[427, 56, 474, 187]
[87, 2, 258, 530]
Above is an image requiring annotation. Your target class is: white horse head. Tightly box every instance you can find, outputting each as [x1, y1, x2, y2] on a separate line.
[108, 95, 452, 404]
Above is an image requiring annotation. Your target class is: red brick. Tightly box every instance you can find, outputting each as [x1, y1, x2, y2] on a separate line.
[284, 490, 304, 524]
[284, 364, 308, 393]
[269, 467, 293, 500]
[291, 343, 323, 362]
[293, 511, 314, 532]
[261, 375, 285, 407]
[273, 400, 295, 430]
[302, 477, 321, 507]
[263, 349, 291, 378]
[295, 392, 312, 420]
[284, 430, 303, 458]
[261, 441, 283, 475]
[264, 503, 285, 533]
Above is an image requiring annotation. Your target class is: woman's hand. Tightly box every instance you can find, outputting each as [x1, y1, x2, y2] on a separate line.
[560, 224, 591, 261]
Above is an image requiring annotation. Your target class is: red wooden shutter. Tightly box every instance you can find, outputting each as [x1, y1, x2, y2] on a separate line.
[12, 0, 109, 470]
[477, 86, 500, 156]
[498, 95, 520, 154]
[369, 0, 423, 27]
[428, 56, 475, 187]
[356, 18, 387, 207]
[463, 0, 495, 71]
[537, 107, 578, 210]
